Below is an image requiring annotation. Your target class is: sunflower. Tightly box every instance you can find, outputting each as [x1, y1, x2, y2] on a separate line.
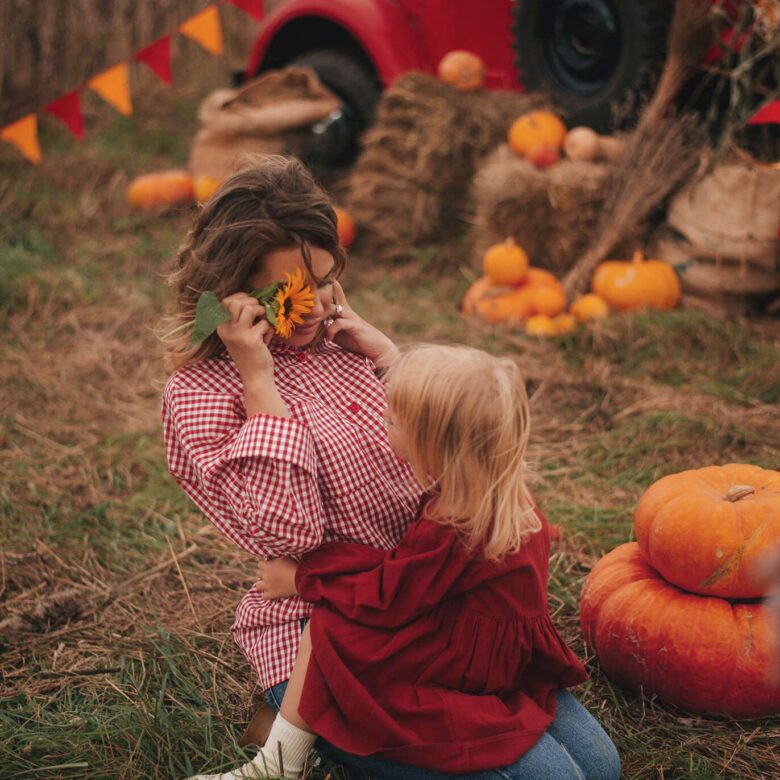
[273, 267, 316, 338]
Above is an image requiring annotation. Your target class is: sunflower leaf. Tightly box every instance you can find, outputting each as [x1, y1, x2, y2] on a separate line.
[191, 291, 231, 346]
[250, 282, 282, 304]
[264, 306, 278, 327]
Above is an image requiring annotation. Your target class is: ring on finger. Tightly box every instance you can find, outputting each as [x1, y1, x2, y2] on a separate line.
[333, 303, 343, 318]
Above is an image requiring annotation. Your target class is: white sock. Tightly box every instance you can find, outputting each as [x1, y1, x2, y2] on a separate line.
[248, 714, 316, 779]
[187, 714, 316, 780]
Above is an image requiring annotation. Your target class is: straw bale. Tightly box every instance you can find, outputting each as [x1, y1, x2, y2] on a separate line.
[471, 145, 610, 274]
[346, 73, 548, 262]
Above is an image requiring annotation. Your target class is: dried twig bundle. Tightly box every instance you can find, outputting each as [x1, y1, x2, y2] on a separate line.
[563, 113, 704, 296]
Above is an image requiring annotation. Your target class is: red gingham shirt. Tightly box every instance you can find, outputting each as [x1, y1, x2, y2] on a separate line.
[162, 339, 421, 690]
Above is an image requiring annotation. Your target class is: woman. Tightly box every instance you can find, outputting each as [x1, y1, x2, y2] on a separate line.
[162, 156, 620, 779]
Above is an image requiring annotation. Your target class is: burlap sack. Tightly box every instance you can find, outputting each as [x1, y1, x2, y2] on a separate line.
[667, 163, 780, 271]
[188, 67, 342, 180]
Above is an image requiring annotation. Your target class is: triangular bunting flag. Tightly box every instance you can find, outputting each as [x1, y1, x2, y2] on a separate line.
[224, 0, 265, 21]
[88, 63, 133, 116]
[0, 114, 42, 164]
[748, 100, 780, 126]
[135, 36, 173, 85]
[179, 6, 223, 57]
[45, 91, 85, 139]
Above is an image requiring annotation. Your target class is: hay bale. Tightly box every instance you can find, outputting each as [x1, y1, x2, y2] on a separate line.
[471, 145, 610, 275]
[346, 73, 547, 262]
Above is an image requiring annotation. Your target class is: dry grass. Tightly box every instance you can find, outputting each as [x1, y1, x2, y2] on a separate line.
[1, 54, 780, 780]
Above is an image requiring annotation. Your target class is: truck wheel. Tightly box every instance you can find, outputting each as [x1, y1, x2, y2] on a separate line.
[513, 0, 674, 131]
[291, 48, 381, 166]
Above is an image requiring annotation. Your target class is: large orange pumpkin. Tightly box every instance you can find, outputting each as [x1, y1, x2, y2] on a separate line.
[437, 50, 486, 91]
[635, 464, 780, 599]
[591, 249, 680, 311]
[127, 169, 194, 210]
[580, 543, 780, 718]
[508, 111, 567, 157]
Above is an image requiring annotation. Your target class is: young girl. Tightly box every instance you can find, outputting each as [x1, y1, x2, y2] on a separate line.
[192, 345, 620, 780]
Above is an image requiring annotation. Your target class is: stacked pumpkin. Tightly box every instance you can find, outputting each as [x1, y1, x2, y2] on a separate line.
[581, 464, 780, 718]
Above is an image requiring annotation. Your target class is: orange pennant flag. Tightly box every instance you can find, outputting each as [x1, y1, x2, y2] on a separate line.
[88, 63, 133, 116]
[179, 5, 223, 56]
[0, 114, 42, 164]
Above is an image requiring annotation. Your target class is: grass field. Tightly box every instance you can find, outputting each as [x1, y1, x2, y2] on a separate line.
[1, 66, 779, 780]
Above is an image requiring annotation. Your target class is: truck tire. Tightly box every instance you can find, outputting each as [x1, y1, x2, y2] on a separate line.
[291, 48, 381, 166]
[513, 0, 674, 131]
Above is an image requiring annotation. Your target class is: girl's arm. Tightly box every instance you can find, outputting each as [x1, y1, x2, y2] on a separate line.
[262, 521, 486, 628]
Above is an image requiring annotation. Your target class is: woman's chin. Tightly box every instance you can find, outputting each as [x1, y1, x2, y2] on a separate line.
[282, 323, 325, 348]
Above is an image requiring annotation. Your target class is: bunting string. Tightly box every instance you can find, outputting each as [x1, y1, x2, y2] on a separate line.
[0, 1, 264, 164]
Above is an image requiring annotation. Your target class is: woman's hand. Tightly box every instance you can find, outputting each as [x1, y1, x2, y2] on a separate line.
[217, 293, 274, 380]
[255, 557, 299, 600]
[326, 281, 400, 369]
[217, 293, 289, 418]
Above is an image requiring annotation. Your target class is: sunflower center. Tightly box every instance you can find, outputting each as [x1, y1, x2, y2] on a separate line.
[282, 297, 293, 317]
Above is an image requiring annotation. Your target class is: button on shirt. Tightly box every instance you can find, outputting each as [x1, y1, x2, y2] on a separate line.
[162, 339, 421, 690]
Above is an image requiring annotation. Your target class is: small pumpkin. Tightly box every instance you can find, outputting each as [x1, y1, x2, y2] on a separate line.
[591, 249, 681, 311]
[335, 206, 356, 248]
[552, 312, 577, 334]
[127, 169, 194, 210]
[508, 111, 567, 158]
[635, 464, 780, 599]
[461, 275, 496, 316]
[437, 50, 485, 91]
[193, 175, 221, 204]
[570, 293, 609, 322]
[580, 543, 780, 718]
[475, 290, 533, 324]
[482, 237, 530, 286]
[525, 314, 557, 336]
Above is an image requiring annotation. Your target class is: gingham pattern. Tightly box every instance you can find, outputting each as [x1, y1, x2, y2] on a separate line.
[162, 339, 421, 690]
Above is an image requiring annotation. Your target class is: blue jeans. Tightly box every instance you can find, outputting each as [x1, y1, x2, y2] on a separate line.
[265, 681, 620, 780]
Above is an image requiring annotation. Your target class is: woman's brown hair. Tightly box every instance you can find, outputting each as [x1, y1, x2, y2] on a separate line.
[163, 155, 346, 372]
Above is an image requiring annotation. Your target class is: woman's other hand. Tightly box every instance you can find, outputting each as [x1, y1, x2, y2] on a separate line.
[217, 293, 274, 379]
[255, 557, 299, 599]
[326, 281, 399, 370]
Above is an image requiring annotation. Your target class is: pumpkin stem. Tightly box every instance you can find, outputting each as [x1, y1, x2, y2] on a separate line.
[631, 249, 645, 264]
[725, 485, 755, 502]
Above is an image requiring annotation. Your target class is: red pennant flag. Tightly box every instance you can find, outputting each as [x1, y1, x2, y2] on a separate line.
[135, 36, 173, 86]
[224, 0, 264, 21]
[45, 91, 85, 139]
[748, 100, 780, 126]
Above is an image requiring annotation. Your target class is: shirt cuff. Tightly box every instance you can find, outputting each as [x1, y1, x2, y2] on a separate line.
[227, 414, 317, 476]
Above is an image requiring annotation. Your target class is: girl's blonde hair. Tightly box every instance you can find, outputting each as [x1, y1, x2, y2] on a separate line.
[386, 344, 538, 560]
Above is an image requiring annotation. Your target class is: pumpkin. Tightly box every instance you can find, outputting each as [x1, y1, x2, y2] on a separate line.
[591, 249, 681, 311]
[563, 127, 625, 163]
[552, 312, 577, 334]
[580, 543, 780, 718]
[570, 293, 609, 322]
[635, 464, 780, 599]
[335, 206, 356, 248]
[508, 111, 567, 157]
[468, 267, 567, 323]
[461, 275, 495, 316]
[475, 288, 533, 324]
[525, 314, 557, 336]
[526, 143, 560, 169]
[483, 237, 530, 286]
[193, 175, 221, 204]
[127, 169, 194, 210]
[437, 50, 485, 91]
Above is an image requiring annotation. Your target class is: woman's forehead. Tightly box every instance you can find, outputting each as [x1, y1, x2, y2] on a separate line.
[264, 246, 335, 277]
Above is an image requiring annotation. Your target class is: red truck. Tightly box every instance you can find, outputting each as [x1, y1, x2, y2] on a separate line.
[243, 0, 779, 165]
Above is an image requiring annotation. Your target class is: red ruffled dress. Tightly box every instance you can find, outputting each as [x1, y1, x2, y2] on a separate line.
[294, 497, 587, 774]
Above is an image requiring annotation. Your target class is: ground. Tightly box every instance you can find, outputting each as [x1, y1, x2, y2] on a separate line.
[1, 62, 779, 780]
